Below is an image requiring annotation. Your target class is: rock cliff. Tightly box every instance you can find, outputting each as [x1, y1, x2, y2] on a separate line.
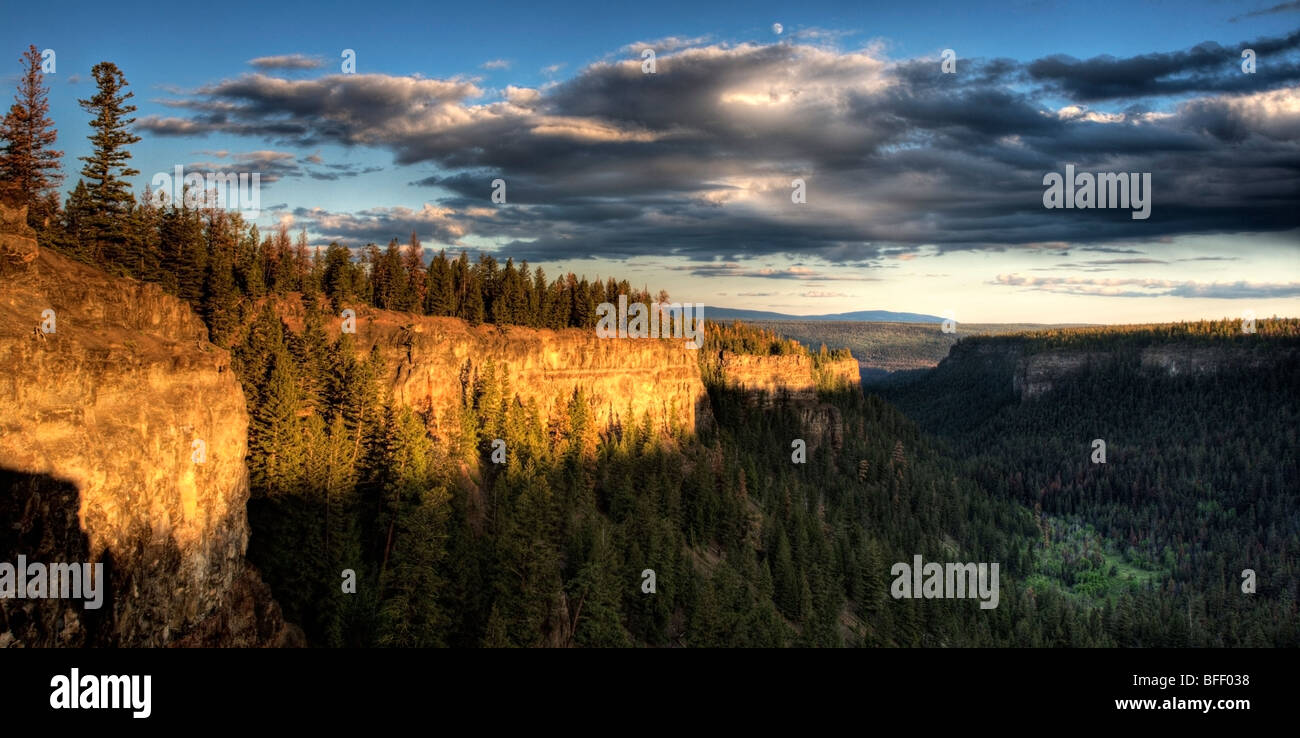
[288, 304, 714, 441]
[0, 204, 294, 647]
[716, 351, 858, 403]
[940, 334, 1299, 401]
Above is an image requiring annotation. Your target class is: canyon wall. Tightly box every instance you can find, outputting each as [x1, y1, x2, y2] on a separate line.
[714, 350, 858, 455]
[939, 336, 1298, 401]
[716, 351, 859, 403]
[0, 201, 865, 648]
[320, 306, 713, 441]
[0, 204, 293, 647]
[277, 302, 861, 446]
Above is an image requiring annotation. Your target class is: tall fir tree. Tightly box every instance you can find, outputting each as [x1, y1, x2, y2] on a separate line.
[250, 345, 306, 497]
[0, 45, 63, 231]
[423, 249, 454, 316]
[76, 62, 140, 264]
[402, 231, 425, 313]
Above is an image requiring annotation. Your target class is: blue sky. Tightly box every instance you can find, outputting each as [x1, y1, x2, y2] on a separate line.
[3, 0, 1298, 322]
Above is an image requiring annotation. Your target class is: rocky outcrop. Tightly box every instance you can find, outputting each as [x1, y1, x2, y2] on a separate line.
[276, 303, 862, 444]
[717, 351, 860, 404]
[1013, 350, 1107, 399]
[718, 351, 818, 403]
[1138, 345, 1283, 377]
[815, 356, 861, 391]
[713, 350, 858, 455]
[941, 333, 1299, 401]
[0, 204, 295, 647]
[287, 303, 713, 441]
[0, 202, 38, 275]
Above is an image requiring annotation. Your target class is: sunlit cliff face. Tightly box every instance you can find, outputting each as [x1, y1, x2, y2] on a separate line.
[0, 203, 284, 646]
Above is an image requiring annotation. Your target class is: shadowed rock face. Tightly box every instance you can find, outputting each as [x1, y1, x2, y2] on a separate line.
[940, 335, 1299, 401]
[0, 204, 295, 647]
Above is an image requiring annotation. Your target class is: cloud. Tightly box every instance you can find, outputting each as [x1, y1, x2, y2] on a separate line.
[1080, 258, 1168, 265]
[132, 38, 1300, 267]
[1026, 30, 1300, 102]
[248, 54, 326, 70]
[672, 263, 877, 280]
[174, 149, 384, 185]
[293, 203, 469, 246]
[1030, 257, 1169, 271]
[481, 59, 511, 70]
[995, 273, 1300, 298]
[619, 36, 712, 55]
[1078, 246, 1147, 254]
[183, 150, 300, 183]
[1231, 1, 1300, 22]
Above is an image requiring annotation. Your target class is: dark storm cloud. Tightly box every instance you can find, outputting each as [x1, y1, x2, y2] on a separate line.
[1027, 30, 1300, 102]
[136, 38, 1300, 263]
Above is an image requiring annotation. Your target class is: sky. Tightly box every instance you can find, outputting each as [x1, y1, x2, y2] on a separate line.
[3, 0, 1298, 323]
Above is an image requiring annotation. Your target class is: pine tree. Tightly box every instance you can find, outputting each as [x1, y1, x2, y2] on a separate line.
[291, 305, 330, 413]
[236, 223, 266, 297]
[202, 209, 241, 344]
[571, 277, 594, 327]
[159, 198, 206, 299]
[250, 345, 306, 497]
[376, 484, 451, 647]
[476, 254, 499, 321]
[423, 249, 454, 316]
[403, 231, 425, 312]
[130, 185, 164, 280]
[322, 242, 355, 310]
[267, 224, 294, 293]
[531, 266, 548, 326]
[0, 45, 63, 230]
[76, 62, 140, 264]
[374, 238, 407, 309]
[463, 269, 485, 325]
[60, 179, 91, 257]
[293, 227, 313, 294]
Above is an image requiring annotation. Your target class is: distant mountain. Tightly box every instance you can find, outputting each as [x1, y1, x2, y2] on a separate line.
[703, 306, 944, 323]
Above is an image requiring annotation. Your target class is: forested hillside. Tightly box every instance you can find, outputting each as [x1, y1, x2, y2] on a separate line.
[883, 321, 1300, 646]
[229, 300, 1063, 646]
